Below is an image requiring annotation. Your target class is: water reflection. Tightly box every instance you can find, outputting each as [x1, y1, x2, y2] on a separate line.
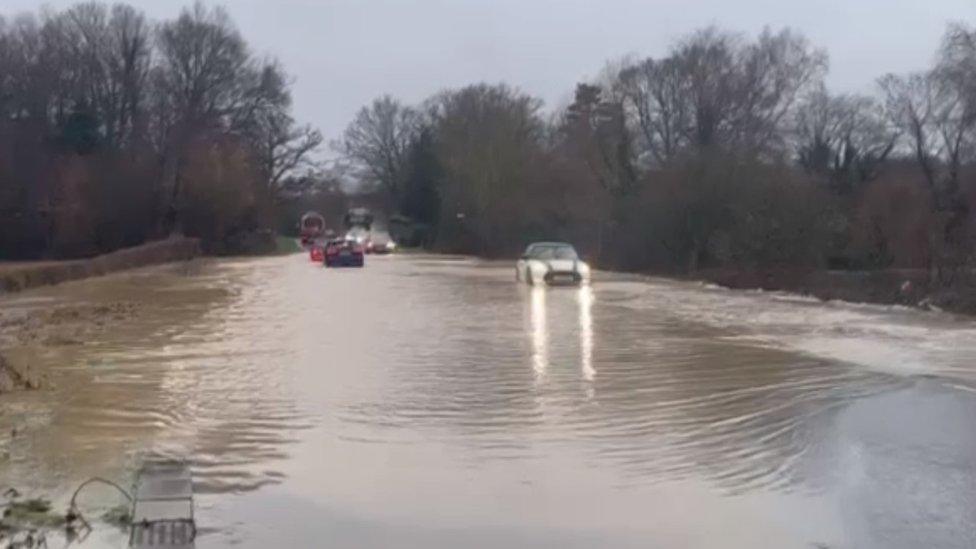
[578, 286, 595, 382]
[530, 286, 548, 381]
[6, 255, 976, 548]
[527, 285, 595, 385]
[0, 259, 309, 496]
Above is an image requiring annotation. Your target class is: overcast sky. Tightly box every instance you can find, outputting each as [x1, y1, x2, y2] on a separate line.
[5, 0, 976, 142]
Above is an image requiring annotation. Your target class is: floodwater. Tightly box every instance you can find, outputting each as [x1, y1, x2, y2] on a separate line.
[2, 254, 976, 548]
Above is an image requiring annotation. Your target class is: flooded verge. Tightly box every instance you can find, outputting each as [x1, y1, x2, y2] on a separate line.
[2, 254, 976, 547]
[698, 266, 976, 315]
[0, 237, 200, 294]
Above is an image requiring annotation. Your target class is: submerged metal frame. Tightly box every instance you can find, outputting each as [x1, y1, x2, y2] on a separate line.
[128, 460, 196, 549]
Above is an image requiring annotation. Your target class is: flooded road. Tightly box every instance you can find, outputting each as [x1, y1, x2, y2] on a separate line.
[3, 254, 976, 547]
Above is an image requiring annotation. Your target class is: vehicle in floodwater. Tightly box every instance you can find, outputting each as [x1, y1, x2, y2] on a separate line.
[366, 231, 397, 254]
[516, 242, 590, 286]
[299, 211, 326, 246]
[343, 207, 374, 231]
[324, 238, 365, 267]
[309, 245, 324, 262]
[345, 226, 369, 244]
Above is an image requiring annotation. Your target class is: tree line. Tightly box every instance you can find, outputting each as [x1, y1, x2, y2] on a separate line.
[340, 25, 976, 285]
[0, 2, 321, 258]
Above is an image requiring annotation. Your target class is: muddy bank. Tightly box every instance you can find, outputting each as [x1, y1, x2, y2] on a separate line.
[0, 300, 140, 395]
[0, 237, 200, 294]
[0, 238, 197, 393]
[696, 267, 976, 315]
[0, 354, 40, 393]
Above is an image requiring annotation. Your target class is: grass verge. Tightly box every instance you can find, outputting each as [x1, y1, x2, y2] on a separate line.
[274, 236, 303, 255]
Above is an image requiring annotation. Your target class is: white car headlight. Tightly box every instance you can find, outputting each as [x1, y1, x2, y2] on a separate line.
[576, 262, 590, 276]
[530, 262, 548, 277]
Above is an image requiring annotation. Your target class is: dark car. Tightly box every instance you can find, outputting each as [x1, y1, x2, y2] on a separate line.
[324, 238, 365, 267]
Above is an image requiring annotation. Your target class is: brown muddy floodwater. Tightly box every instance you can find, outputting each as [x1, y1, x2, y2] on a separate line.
[2, 254, 976, 548]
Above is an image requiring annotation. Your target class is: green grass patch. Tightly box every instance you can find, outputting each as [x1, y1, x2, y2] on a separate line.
[390, 246, 428, 255]
[274, 236, 303, 255]
[1, 498, 65, 531]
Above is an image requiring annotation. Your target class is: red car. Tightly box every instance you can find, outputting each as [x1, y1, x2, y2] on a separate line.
[309, 245, 324, 262]
[324, 239, 364, 267]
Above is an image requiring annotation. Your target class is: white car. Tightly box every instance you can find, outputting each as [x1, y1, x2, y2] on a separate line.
[516, 242, 590, 286]
[345, 227, 369, 244]
[365, 231, 397, 254]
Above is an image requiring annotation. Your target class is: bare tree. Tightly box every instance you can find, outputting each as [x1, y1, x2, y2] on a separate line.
[0, 2, 322, 256]
[153, 2, 253, 231]
[105, 4, 152, 147]
[795, 85, 898, 191]
[618, 27, 826, 164]
[154, 2, 250, 127]
[880, 73, 939, 187]
[226, 61, 323, 192]
[256, 109, 322, 192]
[732, 27, 827, 154]
[0, 16, 14, 120]
[339, 95, 417, 199]
[619, 57, 690, 166]
[674, 27, 741, 151]
[430, 83, 545, 251]
[40, 3, 153, 147]
[881, 67, 976, 202]
[878, 26, 976, 279]
[560, 83, 636, 194]
[934, 23, 976, 195]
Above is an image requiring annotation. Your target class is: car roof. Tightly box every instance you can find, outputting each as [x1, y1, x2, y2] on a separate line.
[526, 242, 575, 250]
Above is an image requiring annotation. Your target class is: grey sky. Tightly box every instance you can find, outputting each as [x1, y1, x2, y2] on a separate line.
[8, 0, 976, 142]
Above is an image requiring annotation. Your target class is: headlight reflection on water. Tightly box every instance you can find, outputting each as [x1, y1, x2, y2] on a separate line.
[578, 285, 595, 382]
[529, 285, 595, 385]
[530, 286, 548, 382]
